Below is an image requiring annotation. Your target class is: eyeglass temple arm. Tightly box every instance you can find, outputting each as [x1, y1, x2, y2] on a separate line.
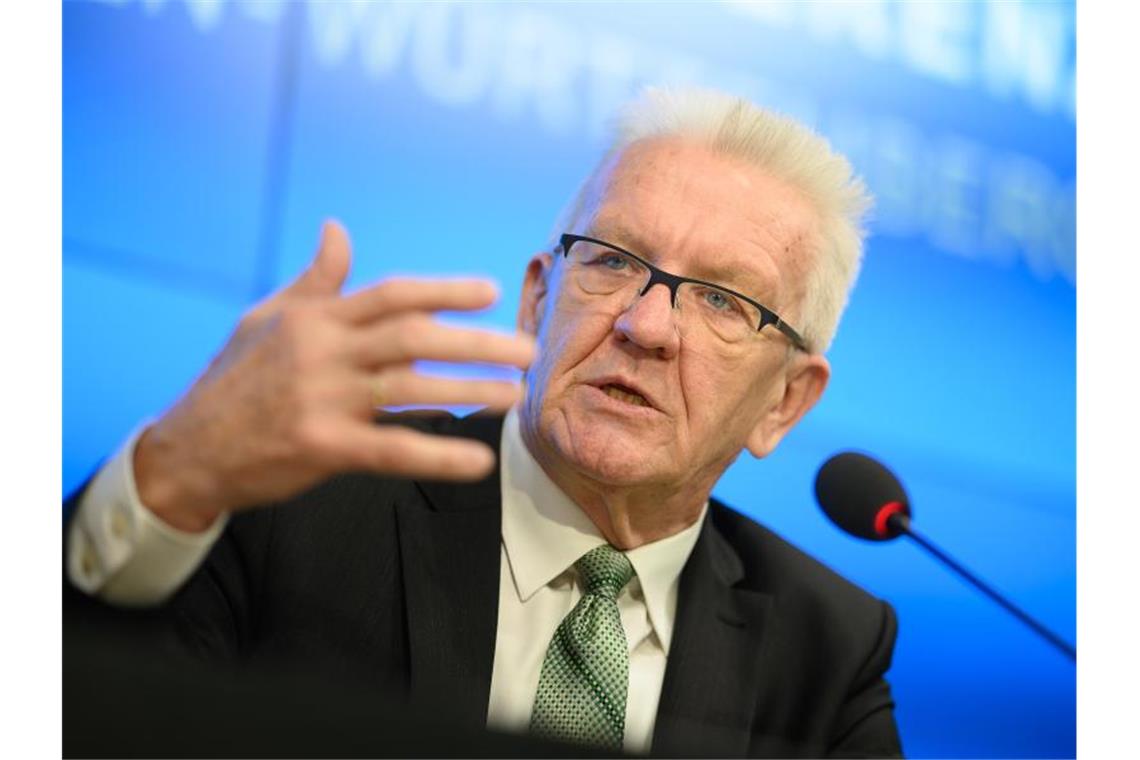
[762, 310, 809, 352]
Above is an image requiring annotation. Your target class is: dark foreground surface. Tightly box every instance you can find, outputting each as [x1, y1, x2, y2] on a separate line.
[64, 631, 609, 759]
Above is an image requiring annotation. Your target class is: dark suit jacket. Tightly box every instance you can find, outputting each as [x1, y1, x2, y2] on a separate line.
[63, 412, 902, 758]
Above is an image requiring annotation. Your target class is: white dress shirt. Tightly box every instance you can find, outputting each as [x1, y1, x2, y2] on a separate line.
[67, 408, 707, 754]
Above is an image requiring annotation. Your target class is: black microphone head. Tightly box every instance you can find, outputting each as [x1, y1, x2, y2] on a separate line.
[815, 451, 911, 541]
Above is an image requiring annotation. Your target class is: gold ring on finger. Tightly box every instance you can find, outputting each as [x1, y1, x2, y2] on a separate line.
[371, 374, 388, 408]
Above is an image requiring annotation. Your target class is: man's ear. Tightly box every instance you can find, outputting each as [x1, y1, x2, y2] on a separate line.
[745, 354, 831, 459]
[517, 253, 553, 336]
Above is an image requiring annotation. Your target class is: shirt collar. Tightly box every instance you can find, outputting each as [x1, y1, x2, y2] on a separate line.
[499, 406, 706, 651]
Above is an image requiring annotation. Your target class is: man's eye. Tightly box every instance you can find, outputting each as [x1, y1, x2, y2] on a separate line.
[598, 254, 629, 270]
[703, 289, 736, 311]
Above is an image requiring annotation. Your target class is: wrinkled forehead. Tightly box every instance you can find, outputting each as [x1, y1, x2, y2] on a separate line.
[576, 137, 820, 302]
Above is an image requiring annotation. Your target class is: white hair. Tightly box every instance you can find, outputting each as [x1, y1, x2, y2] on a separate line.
[549, 87, 873, 353]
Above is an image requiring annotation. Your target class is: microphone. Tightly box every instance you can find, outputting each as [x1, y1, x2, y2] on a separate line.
[815, 452, 1076, 662]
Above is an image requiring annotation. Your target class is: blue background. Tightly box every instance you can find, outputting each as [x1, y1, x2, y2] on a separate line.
[64, 1, 1076, 757]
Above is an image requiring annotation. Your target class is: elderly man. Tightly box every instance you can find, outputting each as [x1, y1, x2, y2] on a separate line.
[65, 88, 902, 757]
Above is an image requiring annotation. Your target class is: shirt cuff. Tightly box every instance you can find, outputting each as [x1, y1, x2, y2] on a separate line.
[67, 423, 228, 607]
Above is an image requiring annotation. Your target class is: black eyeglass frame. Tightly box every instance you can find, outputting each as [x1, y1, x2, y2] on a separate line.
[558, 233, 809, 352]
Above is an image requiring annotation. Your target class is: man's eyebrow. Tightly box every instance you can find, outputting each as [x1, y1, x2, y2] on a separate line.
[584, 219, 649, 254]
[586, 219, 771, 298]
[586, 220, 735, 281]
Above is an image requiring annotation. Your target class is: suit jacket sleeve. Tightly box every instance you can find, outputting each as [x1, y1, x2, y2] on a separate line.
[826, 600, 903, 758]
[63, 471, 270, 666]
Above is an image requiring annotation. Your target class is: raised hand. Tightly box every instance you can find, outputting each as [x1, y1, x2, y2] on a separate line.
[133, 221, 535, 532]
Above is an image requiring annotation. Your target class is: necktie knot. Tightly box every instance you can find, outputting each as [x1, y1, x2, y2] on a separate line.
[575, 544, 635, 601]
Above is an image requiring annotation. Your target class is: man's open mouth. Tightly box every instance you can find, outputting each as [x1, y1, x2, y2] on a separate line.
[600, 383, 650, 407]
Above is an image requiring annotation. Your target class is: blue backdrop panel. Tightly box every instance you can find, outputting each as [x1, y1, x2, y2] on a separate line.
[62, 2, 1076, 757]
[63, 0, 281, 295]
[63, 255, 245, 490]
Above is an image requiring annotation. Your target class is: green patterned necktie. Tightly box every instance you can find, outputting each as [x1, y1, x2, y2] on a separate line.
[530, 544, 637, 750]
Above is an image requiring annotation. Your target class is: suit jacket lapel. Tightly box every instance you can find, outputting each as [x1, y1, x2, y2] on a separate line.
[394, 413, 505, 728]
[652, 511, 774, 757]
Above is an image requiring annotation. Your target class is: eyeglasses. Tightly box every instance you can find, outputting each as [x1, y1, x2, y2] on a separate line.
[558, 233, 809, 351]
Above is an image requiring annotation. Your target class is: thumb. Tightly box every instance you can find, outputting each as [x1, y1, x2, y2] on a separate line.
[287, 220, 352, 297]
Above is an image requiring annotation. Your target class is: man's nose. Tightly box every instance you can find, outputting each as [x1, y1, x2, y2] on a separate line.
[613, 282, 681, 358]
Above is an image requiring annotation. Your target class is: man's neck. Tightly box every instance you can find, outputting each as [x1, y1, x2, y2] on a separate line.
[517, 420, 719, 551]
[569, 491, 706, 550]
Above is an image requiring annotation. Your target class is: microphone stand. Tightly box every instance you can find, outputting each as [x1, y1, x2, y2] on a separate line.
[888, 513, 1076, 662]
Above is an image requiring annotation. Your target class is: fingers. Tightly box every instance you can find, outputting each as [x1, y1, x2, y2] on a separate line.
[286, 220, 353, 298]
[372, 367, 522, 409]
[335, 277, 499, 325]
[333, 423, 497, 481]
[352, 317, 535, 369]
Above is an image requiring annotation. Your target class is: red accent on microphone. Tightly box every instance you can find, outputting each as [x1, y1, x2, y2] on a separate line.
[874, 501, 906, 537]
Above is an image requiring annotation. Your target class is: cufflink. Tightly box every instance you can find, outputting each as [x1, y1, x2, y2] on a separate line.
[80, 545, 98, 581]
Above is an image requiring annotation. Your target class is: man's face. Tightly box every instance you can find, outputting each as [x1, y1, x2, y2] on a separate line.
[518, 137, 829, 496]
